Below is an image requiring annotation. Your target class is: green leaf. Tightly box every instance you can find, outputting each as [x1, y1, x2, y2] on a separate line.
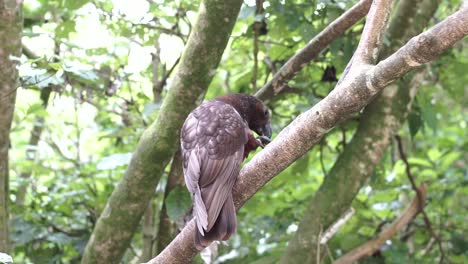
[408, 111, 422, 138]
[62, 0, 89, 10]
[63, 63, 99, 83]
[439, 152, 460, 171]
[26, 102, 48, 117]
[47, 233, 73, 245]
[165, 186, 192, 222]
[55, 20, 76, 38]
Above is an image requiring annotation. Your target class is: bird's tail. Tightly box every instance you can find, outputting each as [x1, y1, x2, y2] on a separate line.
[195, 195, 236, 250]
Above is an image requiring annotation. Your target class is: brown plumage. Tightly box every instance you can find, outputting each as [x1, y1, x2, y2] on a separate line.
[181, 94, 272, 250]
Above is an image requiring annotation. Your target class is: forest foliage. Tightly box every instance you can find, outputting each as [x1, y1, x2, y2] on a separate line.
[2, 0, 467, 263]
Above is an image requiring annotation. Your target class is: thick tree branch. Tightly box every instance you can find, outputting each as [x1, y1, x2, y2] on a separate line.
[81, 0, 244, 263]
[338, 0, 393, 83]
[334, 184, 428, 264]
[150, 6, 467, 264]
[353, 0, 393, 65]
[370, 7, 467, 89]
[255, 0, 373, 101]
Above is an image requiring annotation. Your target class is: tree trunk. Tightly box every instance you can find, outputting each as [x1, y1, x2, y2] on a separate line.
[0, 0, 22, 253]
[81, 0, 244, 262]
[281, 0, 439, 262]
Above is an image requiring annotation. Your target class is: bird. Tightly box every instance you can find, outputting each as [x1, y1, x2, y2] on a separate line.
[180, 93, 272, 250]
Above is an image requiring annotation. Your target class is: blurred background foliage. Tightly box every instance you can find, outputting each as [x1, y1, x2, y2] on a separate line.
[7, 0, 467, 263]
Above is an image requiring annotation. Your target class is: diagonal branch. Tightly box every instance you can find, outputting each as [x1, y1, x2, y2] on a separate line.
[395, 135, 445, 263]
[150, 6, 468, 264]
[353, 0, 394, 65]
[255, 0, 373, 101]
[334, 184, 428, 264]
[338, 0, 393, 83]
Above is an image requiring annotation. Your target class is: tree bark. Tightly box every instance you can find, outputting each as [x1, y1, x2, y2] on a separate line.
[149, 5, 467, 264]
[0, 0, 22, 253]
[281, 0, 439, 262]
[81, 0, 244, 263]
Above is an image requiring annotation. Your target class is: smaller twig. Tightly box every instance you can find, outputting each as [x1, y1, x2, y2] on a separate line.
[334, 184, 427, 264]
[259, 40, 294, 48]
[73, 97, 81, 167]
[325, 244, 335, 263]
[263, 56, 277, 74]
[395, 135, 445, 263]
[352, 0, 393, 65]
[422, 237, 436, 256]
[341, 127, 347, 148]
[319, 140, 328, 176]
[317, 226, 322, 264]
[47, 138, 79, 166]
[251, 0, 264, 92]
[320, 208, 355, 244]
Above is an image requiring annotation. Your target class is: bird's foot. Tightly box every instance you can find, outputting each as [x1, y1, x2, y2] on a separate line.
[257, 136, 271, 149]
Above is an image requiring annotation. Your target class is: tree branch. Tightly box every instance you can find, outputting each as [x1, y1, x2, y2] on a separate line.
[150, 6, 468, 264]
[334, 184, 428, 264]
[395, 135, 445, 263]
[255, 0, 373, 101]
[338, 0, 393, 83]
[353, 0, 394, 65]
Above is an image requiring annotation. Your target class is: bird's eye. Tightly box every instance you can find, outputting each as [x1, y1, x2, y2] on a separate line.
[264, 109, 269, 116]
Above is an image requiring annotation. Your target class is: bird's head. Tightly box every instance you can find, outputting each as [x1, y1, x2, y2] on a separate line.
[216, 94, 272, 140]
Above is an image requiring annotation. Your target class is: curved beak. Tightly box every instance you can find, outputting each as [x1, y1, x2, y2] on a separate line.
[255, 123, 272, 148]
[256, 123, 272, 139]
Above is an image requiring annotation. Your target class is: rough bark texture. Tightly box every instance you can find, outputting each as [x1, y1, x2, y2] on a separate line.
[0, 0, 22, 253]
[281, 0, 439, 262]
[150, 5, 467, 264]
[352, 0, 393, 65]
[255, 0, 373, 101]
[81, 0, 243, 263]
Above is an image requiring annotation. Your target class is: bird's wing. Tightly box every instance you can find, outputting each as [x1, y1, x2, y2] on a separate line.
[181, 100, 247, 233]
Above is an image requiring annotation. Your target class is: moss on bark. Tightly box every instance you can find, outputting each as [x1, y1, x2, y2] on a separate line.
[0, 0, 22, 253]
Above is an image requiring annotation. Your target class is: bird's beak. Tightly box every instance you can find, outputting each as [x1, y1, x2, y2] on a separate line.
[255, 123, 272, 148]
[257, 123, 272, 139]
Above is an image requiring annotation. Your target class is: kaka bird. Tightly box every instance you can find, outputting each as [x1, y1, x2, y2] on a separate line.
[181, 93, 272, 249]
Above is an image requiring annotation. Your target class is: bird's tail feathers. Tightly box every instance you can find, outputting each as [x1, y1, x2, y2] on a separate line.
[195, 196, 236, 250]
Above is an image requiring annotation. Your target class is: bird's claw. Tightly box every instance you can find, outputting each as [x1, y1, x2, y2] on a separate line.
[257, 135, 271, 149]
